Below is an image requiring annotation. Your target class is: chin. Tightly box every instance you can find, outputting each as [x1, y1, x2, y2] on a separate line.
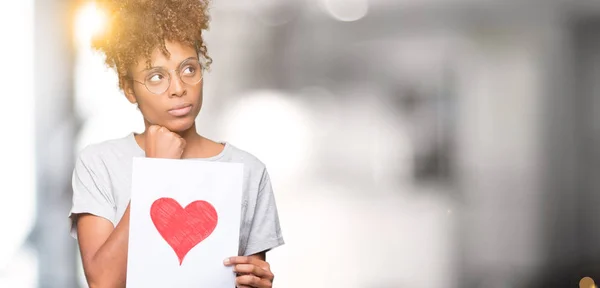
[165, 117, 196, 133]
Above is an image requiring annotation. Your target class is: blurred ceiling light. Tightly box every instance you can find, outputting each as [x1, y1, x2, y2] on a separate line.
[74, 1, 107, 48]
[322, 0, 369, 22]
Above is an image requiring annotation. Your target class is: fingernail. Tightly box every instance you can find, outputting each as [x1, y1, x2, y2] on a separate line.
[223, 258, 231, 265]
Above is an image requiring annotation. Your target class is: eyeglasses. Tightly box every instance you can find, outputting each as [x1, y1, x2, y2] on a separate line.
[131, 58, 204, 95]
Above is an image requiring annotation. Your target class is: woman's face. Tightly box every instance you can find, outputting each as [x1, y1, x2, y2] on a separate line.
[124, 40, 204, 133]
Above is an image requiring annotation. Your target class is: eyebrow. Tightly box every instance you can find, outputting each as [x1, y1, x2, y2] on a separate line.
[139, 56, 199, 73]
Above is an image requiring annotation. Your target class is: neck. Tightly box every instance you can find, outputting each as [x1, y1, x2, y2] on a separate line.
[173, 123, 201, 142]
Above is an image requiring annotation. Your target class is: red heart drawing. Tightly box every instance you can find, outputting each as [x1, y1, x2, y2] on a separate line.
[150, 197, 218, 265]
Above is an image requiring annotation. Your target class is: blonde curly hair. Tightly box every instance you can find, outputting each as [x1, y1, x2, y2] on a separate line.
[91, 0, 212, 90]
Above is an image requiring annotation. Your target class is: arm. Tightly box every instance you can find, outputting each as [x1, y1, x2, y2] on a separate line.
[225, 168, 283, 287]
[76, 203, 131, 288]
[248, 251, 266, 261]
[72, 126, 184, 288]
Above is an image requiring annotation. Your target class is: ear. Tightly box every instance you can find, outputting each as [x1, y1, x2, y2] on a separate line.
[122, 77, 137, 104]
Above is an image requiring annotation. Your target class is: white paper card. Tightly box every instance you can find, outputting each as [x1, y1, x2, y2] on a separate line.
[127, 157, 243, 288]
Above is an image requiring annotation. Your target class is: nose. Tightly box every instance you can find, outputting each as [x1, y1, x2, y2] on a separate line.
[168, 71, 185, 98]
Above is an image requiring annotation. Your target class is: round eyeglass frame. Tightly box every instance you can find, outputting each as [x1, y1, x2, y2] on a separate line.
[130, 59, 205, 95]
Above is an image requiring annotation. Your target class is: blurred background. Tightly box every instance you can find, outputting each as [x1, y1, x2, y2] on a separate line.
[4, 0, 600, 287]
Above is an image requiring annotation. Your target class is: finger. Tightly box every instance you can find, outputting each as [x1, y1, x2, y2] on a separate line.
[147, 125, 159, 135]
[233, 264, 273, 279]
[225, 257, 269, 270]
[224, 256, 247, 266]
[236, 274, 272, 288]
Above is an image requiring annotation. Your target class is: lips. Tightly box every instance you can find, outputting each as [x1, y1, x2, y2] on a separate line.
[168, 104, 193, 117]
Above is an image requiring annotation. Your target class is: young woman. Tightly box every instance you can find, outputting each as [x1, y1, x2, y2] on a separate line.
[68, 1, 284, 287]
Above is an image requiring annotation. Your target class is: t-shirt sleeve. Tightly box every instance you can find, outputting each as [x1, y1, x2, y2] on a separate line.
[68, 152, 116, 239]
[243, 169, 285, 256]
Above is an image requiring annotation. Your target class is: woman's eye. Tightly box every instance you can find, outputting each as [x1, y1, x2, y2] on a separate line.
[148, 74, 163, 82]
[183, 66, 196, 75]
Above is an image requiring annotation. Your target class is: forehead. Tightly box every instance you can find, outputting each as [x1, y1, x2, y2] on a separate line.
[136, 41, 198, 71]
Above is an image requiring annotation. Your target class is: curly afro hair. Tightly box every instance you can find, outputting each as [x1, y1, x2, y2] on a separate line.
[91, 0, 212, 90]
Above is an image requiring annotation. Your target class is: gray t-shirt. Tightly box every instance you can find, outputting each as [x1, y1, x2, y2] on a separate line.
[69, 133, 284, 256]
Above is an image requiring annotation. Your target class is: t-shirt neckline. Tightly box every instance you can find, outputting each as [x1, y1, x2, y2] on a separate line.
[127, 132, 230, 161]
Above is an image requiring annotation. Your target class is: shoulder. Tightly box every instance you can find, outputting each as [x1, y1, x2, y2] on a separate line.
[77, 134, 138, 162]
[221, 143, 271, 188]
[224, 144, 266, 170]
[75, 134, 138, 174]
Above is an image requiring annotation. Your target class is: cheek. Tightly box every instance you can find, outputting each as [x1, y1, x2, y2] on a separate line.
[136, 93, 166, 116]
[190, 85, 203, 106]
[194, 84, 203, 99]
